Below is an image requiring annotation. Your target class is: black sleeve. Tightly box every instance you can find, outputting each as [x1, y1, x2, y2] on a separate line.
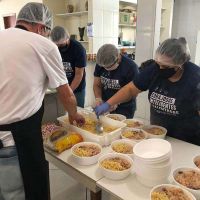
[127, 61, 139, 82]
[74, 44, 87, 68]
[133, 59, 159, 91]
[94, 64, 101, 77]
[194, 83, 200, 111]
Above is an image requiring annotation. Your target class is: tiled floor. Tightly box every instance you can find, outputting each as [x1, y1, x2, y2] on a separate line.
[49, 163, 119, 200]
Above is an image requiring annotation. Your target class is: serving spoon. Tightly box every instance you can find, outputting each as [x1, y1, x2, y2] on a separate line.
[96, 115, 104, 134]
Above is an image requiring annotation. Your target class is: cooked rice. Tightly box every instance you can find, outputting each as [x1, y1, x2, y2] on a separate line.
[73, 144, 101, 157]
[112, 143, 133, 154]
[122, 130, 145, 140]
[100, 157, 131, 171]
[151, 187, 191, 200]
[175, 170, 200, 190]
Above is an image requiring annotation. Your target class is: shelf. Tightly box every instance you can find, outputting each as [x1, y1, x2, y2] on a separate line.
[118, 45, 135, 49]
[119, 24, 136, 27]
[119, 0, 137, 7]
[79, 41, 88, 43]
[119, 11, 136, 15]
[161, 8, 167, 11]
[160, 26, 165, 29]
[56, 11, 88, 18]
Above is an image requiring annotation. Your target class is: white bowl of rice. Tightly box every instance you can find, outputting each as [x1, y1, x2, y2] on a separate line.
[121, 127, 147, 143]
[172, 167, 200, 199]
[150, 184, 196, 200]
[193, 155, 200, 170]
[142, 125, 167, 139]
[111, 139, 135, 159]
[98, 153, 133, 180]
[123, 118, 144, 129]
[106, 114, 126, 121]
[71, 142, 102, 165]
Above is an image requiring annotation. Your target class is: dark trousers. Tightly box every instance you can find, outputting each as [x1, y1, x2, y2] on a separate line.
[0, 105, 50, 200]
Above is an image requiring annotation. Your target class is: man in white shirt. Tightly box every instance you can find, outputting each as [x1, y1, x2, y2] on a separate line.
[0, 2, 84, 200]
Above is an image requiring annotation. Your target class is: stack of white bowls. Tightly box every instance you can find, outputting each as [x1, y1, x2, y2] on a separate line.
[133, 138, 172, 187]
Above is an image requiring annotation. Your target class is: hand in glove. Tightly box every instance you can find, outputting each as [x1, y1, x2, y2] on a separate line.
[94, 102, 111, 117]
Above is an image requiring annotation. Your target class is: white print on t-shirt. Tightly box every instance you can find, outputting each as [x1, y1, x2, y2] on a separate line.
[101, 76, 121, 90]
[150, 92, 179, 116]
[63, 62, 73, 77]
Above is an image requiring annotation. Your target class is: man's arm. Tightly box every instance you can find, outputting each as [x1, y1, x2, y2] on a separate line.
[70, 67, 84, 91]
[56, 84, 84, 124]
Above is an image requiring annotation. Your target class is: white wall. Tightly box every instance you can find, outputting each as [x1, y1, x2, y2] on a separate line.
[0, 0, 42, 30]
[172, 0, 200, 62]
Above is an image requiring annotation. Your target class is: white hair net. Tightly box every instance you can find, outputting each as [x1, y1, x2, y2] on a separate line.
[17, 2, 53, 29]
[96, 44, 119, 67]
[50, 26, 70, 44]
[155, 37, 191, 66]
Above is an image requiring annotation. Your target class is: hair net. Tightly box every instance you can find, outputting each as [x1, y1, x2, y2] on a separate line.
[155, 37, 191, 66]
[96, 44, 119, 67]
[17, 2, 53, 29]
[50, 26, 70, 44]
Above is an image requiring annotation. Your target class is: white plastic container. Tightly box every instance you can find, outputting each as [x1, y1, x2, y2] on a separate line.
[193, 155, 200, 170]
[134, 139, 171, 160]
[123, 118, 144, 129]
[172, 167, 200, 200]
[133, 139, 172, 187]
[98, 153, 133, 180]
[106, 114, 126, 121]
[57, 112, 126, 146]
[121, 127, 147, 143]
[142, 125, 167, 139]
[110, 139, 135, 159]
[150, 184, 196, 200]
[71, 142, 102, 165]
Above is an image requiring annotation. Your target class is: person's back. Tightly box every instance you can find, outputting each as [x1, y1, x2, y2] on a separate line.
[0, 27, 61, 124]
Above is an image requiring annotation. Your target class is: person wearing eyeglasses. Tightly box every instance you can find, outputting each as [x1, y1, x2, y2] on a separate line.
[95, 38, 200, 145]
[50, 26, 87, 108]
[93, 44, 139, 118]
[0, 3, 85, 200]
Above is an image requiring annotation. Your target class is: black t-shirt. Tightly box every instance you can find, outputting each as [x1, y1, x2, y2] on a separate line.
[134, 60, 200, 145]
[59, 39, 86, 92]
[94, 55, 139, 118]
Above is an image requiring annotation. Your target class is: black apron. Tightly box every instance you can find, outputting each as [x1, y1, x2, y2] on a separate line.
[0, 104, 50, 200]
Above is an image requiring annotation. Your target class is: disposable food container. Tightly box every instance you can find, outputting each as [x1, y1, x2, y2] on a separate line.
[111, 139, 135, 159]
[98, 153, 133, 180]
[142, 125, 167, 139]
[71, 142, 102, 165]
[172, 167, 200, 199]
[150, 184, 196, 200]
[57, 111, 126, 146]
[123, 118, 144, 129]
[106, 114, 126, 121]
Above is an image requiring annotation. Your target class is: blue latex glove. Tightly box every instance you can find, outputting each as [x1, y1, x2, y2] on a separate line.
[94, 102, 111, 117]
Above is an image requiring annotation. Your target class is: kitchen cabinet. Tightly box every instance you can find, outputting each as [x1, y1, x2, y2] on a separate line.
[118, 0, 137, 55]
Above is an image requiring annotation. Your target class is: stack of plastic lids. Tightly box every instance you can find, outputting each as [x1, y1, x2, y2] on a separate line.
[133, 138, 172, 187]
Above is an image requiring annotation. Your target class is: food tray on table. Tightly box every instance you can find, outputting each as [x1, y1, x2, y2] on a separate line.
[42, 124, 83, 153]
[57, 110, 126, 146]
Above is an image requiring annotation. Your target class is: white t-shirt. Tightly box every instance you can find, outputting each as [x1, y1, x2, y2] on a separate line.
[0, 28, 68, 125]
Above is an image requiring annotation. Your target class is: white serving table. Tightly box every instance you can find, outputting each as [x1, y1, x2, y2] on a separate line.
[96, 137, 200, 200]
[45, 145, 111, 200]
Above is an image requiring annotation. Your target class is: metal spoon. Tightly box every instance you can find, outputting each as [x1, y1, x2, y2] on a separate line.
[96, 115, 104, 134]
